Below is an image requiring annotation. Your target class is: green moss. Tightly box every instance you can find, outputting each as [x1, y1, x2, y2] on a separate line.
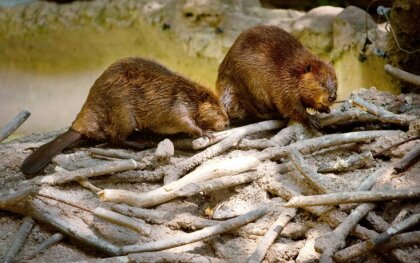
[0, 19, 219, 88]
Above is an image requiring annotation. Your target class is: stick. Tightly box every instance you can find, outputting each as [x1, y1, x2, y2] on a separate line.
[1, 216, 35, 263]
[111, 204, 170, 224]
[289, 148, 332, 194]
[35, 159, 143, 185]
[317, 151, 374, 173]
[0, 110, 30, 142]
[0, 185, 39, 208]
[333, 231, 420, 262]
[365, 212, 390, 233]
[89, 148, 152, 161]
[239, 124, 303, 149]
[93, 207, 151, 236]
[192, 129, 236, 150]
[373, 136, 420, 158]
[315, 203, 377, 262]
[248, 208, 297, 263]
[174, 171, 264, 197]
[285, 188, 420, 207]
[121, 206, 268, 254]
[164, 120, 285, 184]
[318, 110, 382, 128]
[55, 166, 102, 193]
[23, 233, 64, 260]
[99, 154, 263, 208]
[366, 213, 420, 248]
[165, 213, 219, 231]
[129, 252, 222, 263]
[384, 64, 420, 86]
[394, 143, 420, 173]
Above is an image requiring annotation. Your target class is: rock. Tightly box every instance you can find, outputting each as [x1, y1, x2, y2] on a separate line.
[292, 6, 343, 53]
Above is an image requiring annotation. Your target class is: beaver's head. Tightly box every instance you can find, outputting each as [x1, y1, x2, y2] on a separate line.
[198, 93, 229, 132]
[297, 60, 337, 114]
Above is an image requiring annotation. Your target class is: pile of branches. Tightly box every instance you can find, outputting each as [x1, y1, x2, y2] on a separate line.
[0, 91, 419, 263]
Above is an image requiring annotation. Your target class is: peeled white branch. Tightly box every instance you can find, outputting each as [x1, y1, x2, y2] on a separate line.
[121, 206, 268, 254]
[164, 120, 285, 183]
[286, 188, 420, 207]
[248, 208, 297, 263]
[1, 216, 35, 263]
[0, 110, 30, 142]
[394, 143, 420, 173]
[239, 124, 302, 149]
[35, 159, 143, 185]
[90, 148, 152, 161]
[111, 204, 170, 224]
[174, 171, 264, 197]
[93, 207, 151, 236]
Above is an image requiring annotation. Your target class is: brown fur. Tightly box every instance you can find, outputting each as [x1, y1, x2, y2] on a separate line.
[216, 25, 337, 128]
[21, 57, 228, 176]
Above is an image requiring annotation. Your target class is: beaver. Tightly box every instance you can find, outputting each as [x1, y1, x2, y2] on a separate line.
[216, 25, 337, 129]
[21, 57, 229, 177]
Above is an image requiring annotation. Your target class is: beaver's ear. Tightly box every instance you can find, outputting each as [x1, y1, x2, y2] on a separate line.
[304, 64, 312, 73]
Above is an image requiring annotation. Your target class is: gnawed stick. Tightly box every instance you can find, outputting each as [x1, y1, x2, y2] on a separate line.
[317, 151, 374, 173]
[23, 232, 64, 260]
[384, 64, 420, 86]
[248, 208, 297, 263]
[0, 185, 39, 208]
[315, 203, 377, 262]
[35, 159, 143, 185]
[111, 204, 170, 224]
[100, 154, 263, 208]
[55, 166, 102, 193]
[288, 148, 332, 194]
[164, 120, 285, 183]
[239, 124, 303, 149]
[1, 216, 35, 263]
[333, 231, 420, 262]
[90, 148, 153, 161]
[121, 206, 268, 254]
[318, 110, 379, 128]
[350, 97, 413, 125]
[366, 213, 420, 248]
[93, 207, 151, 236]
[365, 212, 390, 233]
[285, 188, 420, 207]
[165, 213, 219, 231]
[394, 143, 420, 173]
[0, 110, 30, 142]
[174, 171, 264, 197]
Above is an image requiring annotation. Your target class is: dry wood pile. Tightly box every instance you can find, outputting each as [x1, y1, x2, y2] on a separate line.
[0, 88, 419, 263]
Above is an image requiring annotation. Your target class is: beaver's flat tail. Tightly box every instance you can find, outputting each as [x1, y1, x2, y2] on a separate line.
[20, 129, 82, 177]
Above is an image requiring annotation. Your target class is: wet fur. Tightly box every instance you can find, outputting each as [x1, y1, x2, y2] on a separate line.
[216, 25, 337, 127]
[21, 57, 228, 176]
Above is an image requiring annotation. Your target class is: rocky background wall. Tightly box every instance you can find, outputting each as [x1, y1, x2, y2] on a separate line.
[0, 0, 399, 134]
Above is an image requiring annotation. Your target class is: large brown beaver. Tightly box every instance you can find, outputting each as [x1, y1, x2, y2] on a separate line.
[216, 25, 337, 129]
[21, 57, 229, 176]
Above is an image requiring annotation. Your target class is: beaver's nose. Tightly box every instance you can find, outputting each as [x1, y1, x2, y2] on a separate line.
[328, 95, 336, 102]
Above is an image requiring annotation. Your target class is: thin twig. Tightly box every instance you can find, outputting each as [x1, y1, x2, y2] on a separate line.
[121, 207, 268, 254]
[373, 136, 420, 158]
[248, 208, 297, 263]
[285, 188, 420, 207]
[1, 216, 35, 263]
[0, 110, 31, 142]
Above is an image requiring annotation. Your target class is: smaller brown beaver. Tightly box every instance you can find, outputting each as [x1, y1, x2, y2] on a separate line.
[216, 25, 337, 129]
[21, 57, 229, 177]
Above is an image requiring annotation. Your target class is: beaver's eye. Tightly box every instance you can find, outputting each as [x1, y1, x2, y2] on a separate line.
[304, 64, 312, 73]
